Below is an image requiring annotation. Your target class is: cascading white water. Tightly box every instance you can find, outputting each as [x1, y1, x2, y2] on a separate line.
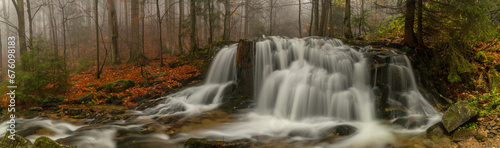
[140, 44, 238, 117]
[254, 37, 373, 122]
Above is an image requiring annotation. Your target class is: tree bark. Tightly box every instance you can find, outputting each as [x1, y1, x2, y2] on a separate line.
[358, 0, 364, 37]
[308, 0, 314, 36]
[49, 0, 58, 58]
[108, 0, 119, 64]
[344, 0, 353, 39]
[404, 0, 418, 47]
[124, 0, 130, 59]
[208, 0, 214, 43]
[190, 0, 197, 53]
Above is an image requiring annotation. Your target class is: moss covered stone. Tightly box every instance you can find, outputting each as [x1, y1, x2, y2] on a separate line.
[104, 79, 135, 93]
[33, 136, 75, 148]
[0, 132, 34, 148]
[442, 100, 478, 132]
[184, 138, 250, 148]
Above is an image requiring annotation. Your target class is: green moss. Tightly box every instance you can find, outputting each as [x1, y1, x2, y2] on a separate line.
[34, 136, 75, 148]
[72, 115, 85, 119]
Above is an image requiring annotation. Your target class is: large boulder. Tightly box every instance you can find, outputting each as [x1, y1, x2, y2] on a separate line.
[442, 100, 478, 132]
[0, 132, 34, 148]
[67, 93, 93, 104]
[104, 79, 135, 93]
[33, 136, 75, 148]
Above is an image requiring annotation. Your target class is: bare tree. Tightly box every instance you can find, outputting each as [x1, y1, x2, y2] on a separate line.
[129, 0, 142, 62]
[223, 0, 230, 40]
[155, 0, 165, 66]
[95, 0, 100, 78]
[298, 0, 302, 37]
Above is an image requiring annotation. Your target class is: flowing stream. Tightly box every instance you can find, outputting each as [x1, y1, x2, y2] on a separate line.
[0, 37, 442, 148]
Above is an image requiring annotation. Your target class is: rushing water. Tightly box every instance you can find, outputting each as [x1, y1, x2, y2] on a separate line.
[0, 37, 442, 148]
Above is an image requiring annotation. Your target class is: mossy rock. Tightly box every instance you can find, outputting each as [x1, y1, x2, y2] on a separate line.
[72, 115, 85, 119]
[33, 136, 75, 148]
[67, 93, 94, 104]
[104, 79, 135, 93]
[442, 100, 478, 132]
[0, 132, 34, 148]
[184, 138, 250, 148]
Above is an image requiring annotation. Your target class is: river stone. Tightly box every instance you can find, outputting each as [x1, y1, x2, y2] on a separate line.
[104, 79, 135, 93]
[426, 122, 447, 138]
[451, 129, 474, 142]
[67, 93, 93, 104]
[34, 136, 75, 148]
[442, 100, 478, 132]
[474, 129, 488, 142]
[320, 124, 358, 137]
[0, 132, 34, 148]
[184, 138, 251, 148]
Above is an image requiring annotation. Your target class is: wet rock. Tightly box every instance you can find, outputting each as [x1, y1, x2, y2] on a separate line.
[392, 116, 428, 129]
[105, 95, 123, 105]
[474, 129, 488, 142]
[33, 136, 75, 148]
[320, 124, 358, 137]
[426, 122, 447, 138]
[442, 100, 478, 132]
[184, 138, 251, 148]
[451, 129, 474, 142]
[65, 108, 83, 116]
[156, 115, 181, 124]
[131, 92, 152, 102]
[0, 132, 34, 148]
[30, 107, 43, 112]
[104, 79, 135, 93]
[67, 93, 93, 104]
[110, 109, 125, 115]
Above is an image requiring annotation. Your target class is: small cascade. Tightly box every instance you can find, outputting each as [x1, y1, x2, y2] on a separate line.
[140, 44, 238, 116]
[387, 55, 440, 119]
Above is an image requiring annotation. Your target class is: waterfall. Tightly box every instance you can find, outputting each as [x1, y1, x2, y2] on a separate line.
[140, 44, 238, 117]
[0, 37, 442, 148]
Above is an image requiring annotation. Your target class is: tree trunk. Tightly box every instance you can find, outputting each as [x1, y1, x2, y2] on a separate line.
[222, 0, 230, 40]
[140, 0, 145, 57]
[178, 0, 184, 54]
[129, 0, 141, 62]
[108, 0, 119, 64]
[298, 0, 302, 37]
[319, 0, 330, 36]
[208, 0, 214, 43]
[417, 0, 424, 47]
[27, 0, 33, 48]
[309, 0, 314, 36]
[358, 0, 364, 37]
[269, 0, 274, 36]
[404, 0, 418, 47]
[62, 9, 67, 69]
[156, 0, 164, 66]
[190, 0, 197, 53]
[124, 0, 130, 59]
[344, 0, 353, 39]
[49, 0, 58, 58]
[13, 0, 27, 52]
[244, 0, 249, 38]
[313, 0, 319, 36]
[95, 0, 100, 79]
